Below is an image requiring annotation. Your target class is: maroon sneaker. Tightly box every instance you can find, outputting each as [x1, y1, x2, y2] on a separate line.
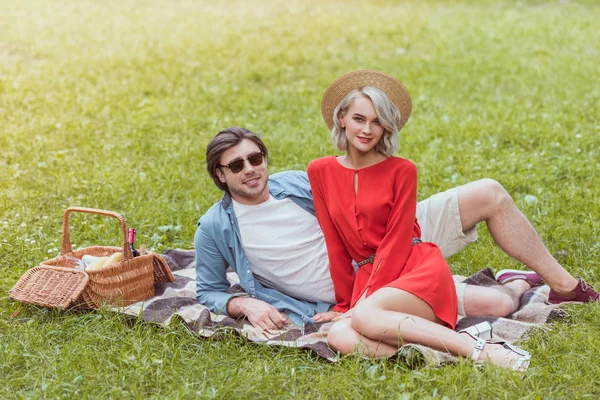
[548, 279, 600, 304]
[495, 269, 544, 287]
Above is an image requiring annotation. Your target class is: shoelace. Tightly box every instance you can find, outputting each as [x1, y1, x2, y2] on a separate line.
[580, 278, 591, 292]
[578, 278, 600, 299]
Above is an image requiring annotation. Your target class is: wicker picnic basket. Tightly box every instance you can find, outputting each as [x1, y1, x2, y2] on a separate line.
[9, 207, 174, 310]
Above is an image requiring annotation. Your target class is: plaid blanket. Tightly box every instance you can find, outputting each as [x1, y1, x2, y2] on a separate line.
[117, 249, 567, 363]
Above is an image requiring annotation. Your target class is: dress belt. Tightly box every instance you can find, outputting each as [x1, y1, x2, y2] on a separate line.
[355, 237, 422, 268]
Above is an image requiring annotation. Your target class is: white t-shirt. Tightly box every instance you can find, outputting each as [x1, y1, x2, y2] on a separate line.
[232, 195, 335, 304]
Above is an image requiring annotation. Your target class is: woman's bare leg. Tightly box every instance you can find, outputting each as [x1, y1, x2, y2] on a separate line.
[327, 318, 398, 357]
[327, 287, 528, 368]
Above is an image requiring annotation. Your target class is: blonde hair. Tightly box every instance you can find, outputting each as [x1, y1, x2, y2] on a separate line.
[330, 87, 401, 157]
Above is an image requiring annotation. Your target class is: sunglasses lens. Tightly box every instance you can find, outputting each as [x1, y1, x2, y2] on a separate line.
[223, 152, 263, 173]
[228, 160, 245, 173]
[248, 152, 264, 166]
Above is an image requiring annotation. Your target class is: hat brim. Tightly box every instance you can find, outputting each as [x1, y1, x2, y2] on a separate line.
[321, 70, 412, 131]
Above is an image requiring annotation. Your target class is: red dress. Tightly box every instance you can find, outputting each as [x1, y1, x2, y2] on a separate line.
[307, 156, 457, 329]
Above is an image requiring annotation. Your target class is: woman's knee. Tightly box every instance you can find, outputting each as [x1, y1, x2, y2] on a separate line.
[327, 319, 358, 354]
[350, 300, 379, 337]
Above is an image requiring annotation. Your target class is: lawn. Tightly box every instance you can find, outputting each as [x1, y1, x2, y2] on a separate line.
[1, 0, 599, 398]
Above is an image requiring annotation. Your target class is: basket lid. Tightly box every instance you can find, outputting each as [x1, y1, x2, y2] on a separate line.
[9, 266, 89, 309]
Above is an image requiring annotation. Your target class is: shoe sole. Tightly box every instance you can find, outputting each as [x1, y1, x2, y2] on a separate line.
[495, 269, 540, 284]
[458, 321, 493, 341]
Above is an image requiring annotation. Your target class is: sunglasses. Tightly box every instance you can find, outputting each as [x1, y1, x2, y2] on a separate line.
[218, 151, 265, 174]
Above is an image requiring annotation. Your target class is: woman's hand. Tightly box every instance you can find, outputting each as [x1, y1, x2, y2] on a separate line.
[332, 309, 353, 322]
[312, 311, 342, 322]
[313, 309, 354, 323]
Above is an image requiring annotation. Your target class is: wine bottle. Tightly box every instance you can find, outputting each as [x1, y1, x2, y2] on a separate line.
[128, 228, 140, 257]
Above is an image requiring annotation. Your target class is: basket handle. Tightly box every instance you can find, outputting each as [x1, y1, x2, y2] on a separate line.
[60, 207, 134, 260]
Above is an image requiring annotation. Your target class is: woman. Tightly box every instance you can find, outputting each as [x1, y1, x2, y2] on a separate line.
[307, 70, 530, 370]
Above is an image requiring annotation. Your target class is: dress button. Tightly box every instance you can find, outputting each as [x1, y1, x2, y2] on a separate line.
[246, 269, 250, 273]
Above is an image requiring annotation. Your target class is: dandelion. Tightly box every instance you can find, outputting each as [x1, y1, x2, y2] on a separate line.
[524, 195, 539, 206]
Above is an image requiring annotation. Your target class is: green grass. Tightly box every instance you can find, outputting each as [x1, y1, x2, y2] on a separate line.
[1, 0, 599, 398]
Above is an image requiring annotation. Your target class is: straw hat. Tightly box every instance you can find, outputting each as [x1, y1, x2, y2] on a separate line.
[320, 70, 412, 131]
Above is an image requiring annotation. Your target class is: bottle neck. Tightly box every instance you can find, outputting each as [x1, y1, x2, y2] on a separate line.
[128, 228, 136, 245]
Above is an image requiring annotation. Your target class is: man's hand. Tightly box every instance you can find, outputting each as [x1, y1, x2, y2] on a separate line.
[227, 297, 286, 330]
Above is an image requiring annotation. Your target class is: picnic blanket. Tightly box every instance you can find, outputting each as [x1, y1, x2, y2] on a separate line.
[117, 249, 568, 363]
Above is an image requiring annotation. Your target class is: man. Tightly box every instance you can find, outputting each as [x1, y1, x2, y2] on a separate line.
[195, 127, 599, 329]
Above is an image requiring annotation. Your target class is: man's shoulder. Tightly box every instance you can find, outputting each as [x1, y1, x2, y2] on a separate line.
[198, 199, 227, 231]
[269, 170, 309, 188]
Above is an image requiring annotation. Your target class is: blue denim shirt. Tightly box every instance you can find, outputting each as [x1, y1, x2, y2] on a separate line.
[194, 170, 332, 327]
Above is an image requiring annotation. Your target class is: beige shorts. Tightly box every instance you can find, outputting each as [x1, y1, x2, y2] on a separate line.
[416, 186, 478, 317]
[453, 276, 468, 317]
[416, 186, 478, 259]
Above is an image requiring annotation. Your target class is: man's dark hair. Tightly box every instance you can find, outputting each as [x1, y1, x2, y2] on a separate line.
[206, 127, 268, 192]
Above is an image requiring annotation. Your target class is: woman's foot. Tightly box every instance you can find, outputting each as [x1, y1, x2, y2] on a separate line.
[477, 341, 531, 371]
[462, 329, 531, 371]
[458, 321, 493, 340]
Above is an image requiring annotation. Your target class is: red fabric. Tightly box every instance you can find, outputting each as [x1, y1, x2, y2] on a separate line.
[307, 156, 457, 329]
